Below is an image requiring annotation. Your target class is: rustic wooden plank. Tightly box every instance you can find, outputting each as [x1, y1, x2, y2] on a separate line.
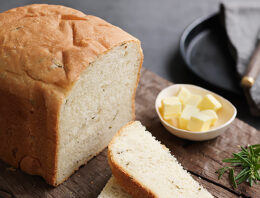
[0, 150, 111, 198]
[192, 176, 239, 198]
[0, 68, 258, 197]
[136, 68, 260, 198]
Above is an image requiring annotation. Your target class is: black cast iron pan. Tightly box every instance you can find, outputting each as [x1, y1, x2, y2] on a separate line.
[180, 13, 242, 95]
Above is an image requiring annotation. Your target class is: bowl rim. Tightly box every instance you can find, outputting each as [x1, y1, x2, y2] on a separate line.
[155, 84, 237, 134]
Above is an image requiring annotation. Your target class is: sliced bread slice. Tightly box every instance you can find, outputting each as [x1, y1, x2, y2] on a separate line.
[108, 121, 213, 198]
[98, 176, 131, 198]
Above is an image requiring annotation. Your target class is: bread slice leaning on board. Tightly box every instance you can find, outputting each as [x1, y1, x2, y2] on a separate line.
[107, 121, 213, 198]
[98, 176, 131, 198]
[0, 4, 143, 186]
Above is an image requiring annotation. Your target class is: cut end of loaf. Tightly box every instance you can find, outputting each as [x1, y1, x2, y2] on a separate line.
[108, 121, 213, 198]
[55, 41, 142, 185]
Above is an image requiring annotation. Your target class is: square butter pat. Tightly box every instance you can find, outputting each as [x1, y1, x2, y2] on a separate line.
[179, 105, 199, 130]
[161, 97, 182, 119]
[161, 96, 179, 106]
[185, 94, 202, 107]
[187, 112, 212, 132]
[166, 117, 179, 128]
[198, 94, 222, 111]
[201, 110, 218, 126]
[177, 87, 191, 104]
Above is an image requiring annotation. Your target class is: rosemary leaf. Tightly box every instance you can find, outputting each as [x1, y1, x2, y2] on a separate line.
[241, 146, 249, 154]
[223, 158, 241, 163]
[235, 167, 249, 180]
[229, 168, 237, 188]
[249, 177, 253, 187]
[256, 171, 260, 180]
[216, 144, 260, 188]
[254, 147, 260, 155]
[216, 167, 230, 179]
[237, 173, 249, 185]
[233, 153, 251, 166]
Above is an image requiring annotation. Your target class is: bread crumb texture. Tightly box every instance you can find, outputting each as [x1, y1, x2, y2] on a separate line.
[57, 42, 141, 184]
[109, 121, 213, 198]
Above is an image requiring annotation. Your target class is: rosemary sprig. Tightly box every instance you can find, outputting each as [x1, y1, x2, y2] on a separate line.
[216, 144, 260, 188]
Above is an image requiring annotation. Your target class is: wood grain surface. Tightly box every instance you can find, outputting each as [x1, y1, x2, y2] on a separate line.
[0, 68, 259, 198]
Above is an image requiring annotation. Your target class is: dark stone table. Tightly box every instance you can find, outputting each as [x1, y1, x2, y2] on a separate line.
[1, 0, 259, 129]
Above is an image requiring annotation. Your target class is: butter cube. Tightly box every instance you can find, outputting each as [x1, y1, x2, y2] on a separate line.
[187, 112, 212, 132]
[161, 97, 182, 119]
[178, 105, 199, 130]
[198, 94, 222, 111]
[177, 87, 191, 104]
[159, 106, 179, 127]
[166, 117, 179, 128]
[161, 96, 179, 106]
[201, 110, 218, 126]
[185, 94, 202, 107]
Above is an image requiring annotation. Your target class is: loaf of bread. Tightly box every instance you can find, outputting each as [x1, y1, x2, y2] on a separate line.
[108, 121, 213, 198]
[0, 4, 143, 186]
[98, 176, 131, 198]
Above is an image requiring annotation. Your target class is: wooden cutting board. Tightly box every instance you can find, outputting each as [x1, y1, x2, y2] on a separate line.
[0, 68, 259, 198]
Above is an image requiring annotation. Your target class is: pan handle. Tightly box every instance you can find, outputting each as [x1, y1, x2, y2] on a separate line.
[241, 43, 260, 88]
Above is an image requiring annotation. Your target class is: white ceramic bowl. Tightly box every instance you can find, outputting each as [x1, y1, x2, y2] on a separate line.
[155, 84, 237, 141]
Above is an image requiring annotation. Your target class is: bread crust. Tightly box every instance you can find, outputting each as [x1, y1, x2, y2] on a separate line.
[108, 122, 157, 198]
[0, 4, 143, 186]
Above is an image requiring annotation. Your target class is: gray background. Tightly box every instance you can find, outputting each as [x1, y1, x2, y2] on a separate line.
[1, 0, 259, 129]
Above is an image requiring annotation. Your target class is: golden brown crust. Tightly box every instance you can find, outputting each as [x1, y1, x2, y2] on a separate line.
[0, 4, 137, 91]
[0, 75, 61, 184]
[0, 4, 142, 186]
[108, 122, 157, 198]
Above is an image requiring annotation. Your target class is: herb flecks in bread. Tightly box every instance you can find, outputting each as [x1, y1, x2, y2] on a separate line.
[108, 121, 213, 198]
